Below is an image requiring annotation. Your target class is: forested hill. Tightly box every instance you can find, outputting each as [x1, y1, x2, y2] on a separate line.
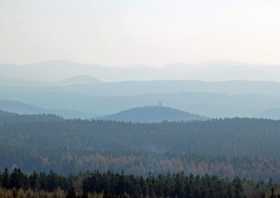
[101, 106, 207, 122]
[1, 112, 280, 179]
[1, 113, 279, 158]
[0, 110, 62, 123]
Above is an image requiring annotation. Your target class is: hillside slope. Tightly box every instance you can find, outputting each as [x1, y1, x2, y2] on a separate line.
[101, 106, 207, 123]
[0, 100, 45, 114]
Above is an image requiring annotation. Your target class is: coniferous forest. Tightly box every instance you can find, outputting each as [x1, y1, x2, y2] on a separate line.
[1, 111, 280, 180]
[0, 168, 279, 198]
[1, 111, 280, 197]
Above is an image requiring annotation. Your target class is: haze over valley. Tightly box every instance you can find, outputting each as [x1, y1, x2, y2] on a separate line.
[1, 67, 280, 119]
[2, 0, 280, 197]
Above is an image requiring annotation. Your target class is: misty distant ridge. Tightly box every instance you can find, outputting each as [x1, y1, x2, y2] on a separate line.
[61, 75, 101, 86]
[0, 105, 207, 123]
[2, 60, 280, 82]
[2, 79, 280, 118]
[0, 99, 207, 122]
[101, 106, 208, 123]
[1, 97, 280, 122]
[0, 100, 90, 119]
[0, 100, 45, 115]
[3, 62, 280, 118]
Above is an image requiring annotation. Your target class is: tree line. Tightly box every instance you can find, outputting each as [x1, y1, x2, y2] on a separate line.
[0, 168, 267, 198]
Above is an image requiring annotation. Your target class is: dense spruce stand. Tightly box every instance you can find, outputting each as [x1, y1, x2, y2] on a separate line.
[0, 168, 273, 198]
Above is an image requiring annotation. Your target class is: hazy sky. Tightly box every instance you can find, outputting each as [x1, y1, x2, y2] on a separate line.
[1, 0, 280, 66]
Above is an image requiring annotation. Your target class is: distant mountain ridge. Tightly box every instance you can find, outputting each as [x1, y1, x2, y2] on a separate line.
[0, 99, 89, 119]
[2, 61, 280, 81]
[61, 75, 101, 86]
[101, 106, 207, 123]
[3, 78, 280, 118]
[0, 100, 45, 114]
